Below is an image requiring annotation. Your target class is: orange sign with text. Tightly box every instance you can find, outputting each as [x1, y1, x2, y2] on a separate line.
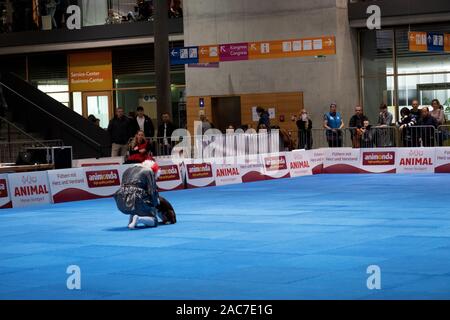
[445, 34, 450, 53]
[199, 45, 220, 63]
[248, 36, 336, 60]
[409, 32, 428, 52]
[68, 51, 113, 92]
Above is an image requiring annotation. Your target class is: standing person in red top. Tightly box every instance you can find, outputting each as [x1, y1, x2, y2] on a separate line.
[125, 130, 151, 164]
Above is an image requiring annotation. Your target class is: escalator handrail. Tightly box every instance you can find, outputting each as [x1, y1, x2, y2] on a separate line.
[0, 115, 48, 147]
[0, 80, 103, 149]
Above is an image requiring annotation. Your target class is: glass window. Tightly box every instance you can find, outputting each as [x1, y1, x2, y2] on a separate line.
[72, 92, 82, 115]
[362, 76, 395, 122]
[37, 83, 69, 106]
[115, 88, 158, 121]
[395, 28, 450, 75]
[360, 29, 394, 76]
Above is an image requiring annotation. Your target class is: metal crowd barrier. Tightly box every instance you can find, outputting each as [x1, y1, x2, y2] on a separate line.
[0, 139, 64, 164]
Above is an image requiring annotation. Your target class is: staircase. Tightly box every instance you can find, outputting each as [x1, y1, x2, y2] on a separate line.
[0, 113, 63, 163]
[0, 72, 112, 159]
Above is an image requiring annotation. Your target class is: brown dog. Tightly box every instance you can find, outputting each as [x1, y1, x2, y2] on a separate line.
[157, 196, 177, 225]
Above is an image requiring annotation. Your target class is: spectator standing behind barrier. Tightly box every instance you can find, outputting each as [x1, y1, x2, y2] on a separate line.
[157, 112, 177, 156]
[296, 109, 313, 150]
[396, 107, 417, 147]
[430, 99, 446, 147]
[376, 103, 394, 147]
[256, 106, 270, 131]
[410, 100, 421, 121]
[359, 120, 374, 148]
[108, 107, 133, 157]
[132, 106, 155, 155]
[199, 113, 214, 134]
[417, 107, 438, 147]
[409, 100, 422, 147]
[349, 105, 368, 148]
[324, 103, 344, 147]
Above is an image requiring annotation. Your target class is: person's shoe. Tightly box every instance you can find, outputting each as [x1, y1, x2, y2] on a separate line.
[128, 215, 139, 229]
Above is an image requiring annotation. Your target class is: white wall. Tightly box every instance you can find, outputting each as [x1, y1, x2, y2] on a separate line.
[183, 0, 360, 127]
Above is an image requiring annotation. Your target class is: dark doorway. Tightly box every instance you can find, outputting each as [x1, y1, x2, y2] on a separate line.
[211, 96, 242, 132]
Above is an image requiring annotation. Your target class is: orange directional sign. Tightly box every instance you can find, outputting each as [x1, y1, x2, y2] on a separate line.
[445, 34, 450, 53]
[409, 32, 429, 52]
[248, 36, 336, 60]
[199, 45, 220, 63]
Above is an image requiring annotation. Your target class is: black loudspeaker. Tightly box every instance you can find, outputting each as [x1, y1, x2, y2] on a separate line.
[15, 151, 33, 165]
[26, 147, 73, 169]
[52, 147, 72, 169]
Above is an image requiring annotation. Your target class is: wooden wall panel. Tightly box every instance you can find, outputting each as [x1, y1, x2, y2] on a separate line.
[187, 92, 303, 135]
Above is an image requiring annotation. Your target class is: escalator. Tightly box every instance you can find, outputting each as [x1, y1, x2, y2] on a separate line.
[0, 72, 111, 159]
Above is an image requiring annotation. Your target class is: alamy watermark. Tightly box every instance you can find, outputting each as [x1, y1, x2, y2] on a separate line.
[66, 265, 81, 290]
[168, 121, 281, 166]
[366, 265, 381, 290]
[366, 5, 381, 30]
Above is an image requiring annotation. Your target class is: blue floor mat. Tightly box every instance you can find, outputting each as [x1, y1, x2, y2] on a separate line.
[0, 174, 449, 300]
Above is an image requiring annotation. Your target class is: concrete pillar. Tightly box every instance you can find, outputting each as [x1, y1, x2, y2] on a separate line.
[154, 0, 172, 124]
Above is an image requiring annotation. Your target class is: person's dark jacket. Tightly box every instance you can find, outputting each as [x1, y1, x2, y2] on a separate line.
[296, 119, 312, 132]
[113, 165, 159, 217]
[157, 121, 177, 142]
[132, 115, 155, 138]
[349, 114, 368, 136]
[107, 116, 133, 145]
[410, 109, 422, 121]
[418, 115, 438, 128]
[258, 111, 271, 130]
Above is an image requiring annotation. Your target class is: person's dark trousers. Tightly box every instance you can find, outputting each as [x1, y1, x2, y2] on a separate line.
[436, 130, 444, 147]
[326, 130, 342, 148]
[421, 127, 435, 147]
[410, 127, 421, 147]
[298, 131, 312, 150]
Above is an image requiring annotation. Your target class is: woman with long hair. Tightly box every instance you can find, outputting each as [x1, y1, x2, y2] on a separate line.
[125, 130, 151, 164]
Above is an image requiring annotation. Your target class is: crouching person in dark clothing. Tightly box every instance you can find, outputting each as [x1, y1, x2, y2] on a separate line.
[114, 160, 176, 229]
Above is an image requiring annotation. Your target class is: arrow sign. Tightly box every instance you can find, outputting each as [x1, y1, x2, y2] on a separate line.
[219, 43, 249, 62]
[427, 32, 444, 52]
[169, 47, 199, 65]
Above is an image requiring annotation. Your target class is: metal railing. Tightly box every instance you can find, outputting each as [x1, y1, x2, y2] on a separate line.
[115, 125, 450, 162]
[0, 116, 63, 163]
[0, 139, 64, 164]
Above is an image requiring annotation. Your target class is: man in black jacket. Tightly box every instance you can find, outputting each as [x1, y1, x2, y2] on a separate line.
[349, 105, 368, 148]
[132, 106, 155, 138]
[107, 107, 133, 157]
[157, 113, 177, 156]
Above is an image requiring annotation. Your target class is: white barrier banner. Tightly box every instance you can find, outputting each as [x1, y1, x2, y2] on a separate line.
[185, 159, 216, 189]
[0, 174, 12, 209]
[286, 150, 313, 177]
[360, 148, 397, 174]
[306, 149, 326, 174]
[48, 168, 87, 203]
[156, 159, 184, 191]
[435, 147, 450, 173]
[48, 164, 133, 203]
[260, 153, 291, 180]
[238, 155, 265, 183]
[214, 157, 243, 186]
[323, 148, 361, 173]
[396, 148, 436, 174]
[8, 171, 51, 208]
